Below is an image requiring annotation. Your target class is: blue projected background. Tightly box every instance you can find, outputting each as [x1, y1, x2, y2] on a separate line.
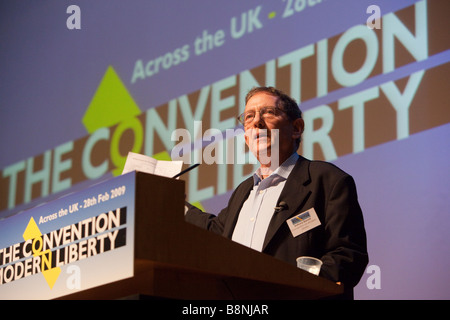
[0, 0, 449, 299]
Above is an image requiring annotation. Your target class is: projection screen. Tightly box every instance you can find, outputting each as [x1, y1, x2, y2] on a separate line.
[0, 0, 449, 299]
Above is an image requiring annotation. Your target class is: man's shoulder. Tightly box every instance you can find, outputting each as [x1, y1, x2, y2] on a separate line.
[235, 175, 254, 191]
[300, 157, 350, 179]
[296, 157, 357, 194]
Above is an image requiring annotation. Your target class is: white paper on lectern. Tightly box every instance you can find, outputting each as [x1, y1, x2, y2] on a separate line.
[122, 151, 183, 178]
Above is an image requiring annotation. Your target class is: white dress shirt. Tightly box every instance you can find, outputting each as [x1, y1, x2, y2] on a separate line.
[231, 153, 299, 251]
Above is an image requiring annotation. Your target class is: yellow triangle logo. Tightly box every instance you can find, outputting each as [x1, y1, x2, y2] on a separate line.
[23, 217, 62, 289]
[22, 217, 42, 240]
[42, 261, 62, 289]
[82, 65, 141, 134]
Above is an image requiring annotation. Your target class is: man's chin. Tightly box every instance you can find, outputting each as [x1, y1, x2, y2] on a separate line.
[251, 147, 277, 166]
[250, 145, 270, 157]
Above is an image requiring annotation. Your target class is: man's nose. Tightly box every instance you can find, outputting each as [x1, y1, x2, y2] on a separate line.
[251, 112, 266, 128]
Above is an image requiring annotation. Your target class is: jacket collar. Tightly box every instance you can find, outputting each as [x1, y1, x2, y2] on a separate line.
[223, 156, 312, 249]
[222, 177, 253, 238]
[262, 156, 312, 251]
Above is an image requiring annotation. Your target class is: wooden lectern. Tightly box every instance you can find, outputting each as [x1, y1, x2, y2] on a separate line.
[60, 172, 343, 300]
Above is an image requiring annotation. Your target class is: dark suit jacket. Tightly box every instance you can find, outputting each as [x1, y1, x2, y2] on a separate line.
[185, 156, 368, 298]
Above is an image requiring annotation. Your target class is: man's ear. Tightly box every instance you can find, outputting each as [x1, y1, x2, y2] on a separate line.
[292, 118, 304, 139]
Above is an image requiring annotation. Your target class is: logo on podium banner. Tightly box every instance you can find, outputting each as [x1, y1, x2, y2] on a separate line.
[0, 172, 136, 299]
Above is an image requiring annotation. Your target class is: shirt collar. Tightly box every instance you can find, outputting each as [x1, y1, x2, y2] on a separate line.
[252, 152, 299, 186]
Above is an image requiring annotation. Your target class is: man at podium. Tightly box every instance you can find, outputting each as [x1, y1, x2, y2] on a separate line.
[185, 86, 368, 299]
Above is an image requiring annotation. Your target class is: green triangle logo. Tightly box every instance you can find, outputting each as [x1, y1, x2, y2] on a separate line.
[82, 66, 141, 133]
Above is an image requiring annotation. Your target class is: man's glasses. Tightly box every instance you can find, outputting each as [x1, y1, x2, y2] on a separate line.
[237, 106, 285, 126]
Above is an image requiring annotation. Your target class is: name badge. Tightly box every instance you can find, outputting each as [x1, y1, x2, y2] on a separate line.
[286, 208, 321, 238]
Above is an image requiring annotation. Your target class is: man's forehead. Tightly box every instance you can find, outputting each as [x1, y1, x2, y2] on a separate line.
[245, 93, 278, 110]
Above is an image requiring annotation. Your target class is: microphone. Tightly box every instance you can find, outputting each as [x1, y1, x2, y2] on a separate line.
[274, 201, 288, 213]
[172, 163, 200, 179]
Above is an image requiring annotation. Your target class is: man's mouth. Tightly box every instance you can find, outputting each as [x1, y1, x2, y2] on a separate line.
[252, 129, 269, 140]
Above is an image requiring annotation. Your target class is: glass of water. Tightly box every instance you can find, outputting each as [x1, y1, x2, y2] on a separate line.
[296, 256, 323, 276]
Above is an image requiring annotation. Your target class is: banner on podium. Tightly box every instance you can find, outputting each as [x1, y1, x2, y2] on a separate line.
[0, 172, 136, 299]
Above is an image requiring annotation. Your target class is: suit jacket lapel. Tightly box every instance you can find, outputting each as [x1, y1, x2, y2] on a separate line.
[223, 177, 253, 238]
[262, 156, 312, 251]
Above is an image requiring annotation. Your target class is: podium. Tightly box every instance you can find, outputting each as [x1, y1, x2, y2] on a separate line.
[0, 172, 343, 300]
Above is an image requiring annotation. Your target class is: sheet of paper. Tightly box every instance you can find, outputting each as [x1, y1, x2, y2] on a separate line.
[154, 159, 183, 178]
[122, 152, 183, 178]
[122, 152, 157, 175]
